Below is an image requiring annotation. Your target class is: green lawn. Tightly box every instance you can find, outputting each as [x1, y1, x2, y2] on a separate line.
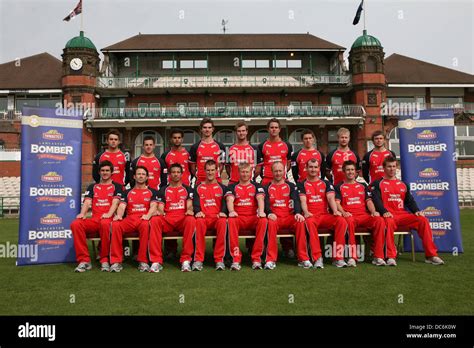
[0, 211, 472, 315]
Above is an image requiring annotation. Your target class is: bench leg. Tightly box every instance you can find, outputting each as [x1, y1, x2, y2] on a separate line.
[91, 240, 97, 262]
[410, 233, 416, 262]
[397, 234, 402, 255]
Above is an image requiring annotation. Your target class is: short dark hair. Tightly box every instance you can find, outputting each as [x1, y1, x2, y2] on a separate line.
[170, 128, 184, 138]
[106, 129, 121, 141]
[383, 156, 398, 167]
[200, 117, 214, 129]
[99, 160, 114, 172]
[300, 129, 315, 140]
[169, 163, 183, 173]
[267, 118, 281, 129]
[205, 159, 217, 169]
[143, 135, 155, 145]
[342, 160, 357, 170]
[134, 165, 149, 176]
[306, 158, 320, 167]
[371, 130, 385, 141]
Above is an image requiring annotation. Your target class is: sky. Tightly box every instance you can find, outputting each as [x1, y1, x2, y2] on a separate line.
[0, 0, 473, 74]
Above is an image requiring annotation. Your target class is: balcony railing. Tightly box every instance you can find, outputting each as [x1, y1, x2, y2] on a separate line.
[383, 102, 474, 116]
[92, 105, 366, 119]
[97, 74, 351, 89]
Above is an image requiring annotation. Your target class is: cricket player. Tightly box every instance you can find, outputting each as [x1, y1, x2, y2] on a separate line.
[189, 118, 226, 186]
[93, 129, 129, 188]
[298, 158, 348, 268]
[226, 162, 269, 270]
[265, 162, 308, 269]
[71, 160, 122, 272]
[335, 160, 386, 267]
[193, 160, 228, 271]
[371, 156, 444, 266]
[362, 130, 397, 184]
[291, 129, 326, 182]
[326, 127, 360, 185]
[109, 166, 159, 272]
[148, 163, 197, 272]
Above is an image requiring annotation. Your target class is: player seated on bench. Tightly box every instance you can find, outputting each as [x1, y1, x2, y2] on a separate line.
[226, 162, 269, 271]
[148, 163, 196, 273]
[109, 166, 159, 273]
[71, 160, 122, 272]
[334, 160, 386, 267]
[264, 161, 307, 269]
[370, 156, 444, 266]
[193, 159, 228, 271]
[297, 159, 348, 268]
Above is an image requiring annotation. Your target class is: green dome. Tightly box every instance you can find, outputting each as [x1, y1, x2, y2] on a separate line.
[66, 31, 96, 50]
[351, 30, 382, 49]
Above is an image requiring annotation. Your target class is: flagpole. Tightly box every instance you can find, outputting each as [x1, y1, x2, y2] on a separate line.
[81, 0, 84, 32]
[363, 0, 366, 31]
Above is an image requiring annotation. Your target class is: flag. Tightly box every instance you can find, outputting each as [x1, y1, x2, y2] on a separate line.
[63, 0, 82, 22]
[352, 0, 364, 25]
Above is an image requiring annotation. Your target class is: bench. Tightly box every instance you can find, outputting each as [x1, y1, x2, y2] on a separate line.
[88, 229, 416, 262]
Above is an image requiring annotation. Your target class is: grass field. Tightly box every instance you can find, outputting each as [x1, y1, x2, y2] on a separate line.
[0, 211, 472, 316]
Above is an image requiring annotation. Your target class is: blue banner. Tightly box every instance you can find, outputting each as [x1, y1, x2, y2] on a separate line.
[398, 109, 463, 253]
[17, 107, 83, 265]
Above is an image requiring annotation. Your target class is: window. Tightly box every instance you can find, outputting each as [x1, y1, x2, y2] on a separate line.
[215, 129, 235, 148]
[256, 60, 270, 68]
[289, 128, 317, 153]
[180, 60, 194, 69]
[134, 130, 164, 157]
[0, 97, 6, 111]
[366, 57, 377, 72]
[388, 127, 400, 158]
[162, 60, 177, 69]
[272, 60, 287, 68]
[455, 125, 474, 158]
[15, 96, 62, 110]
[138, 103, 148, 117]
[431, 97, 463, 107]
[194, 60, 208, 69]
[242, 60, 256, 68]
[250, 129, 269, 144]
[287, 60, 302, 68]
[331, 97, 342, 105]
[328, 130, 339, 152]
[182, 130, 200, 151]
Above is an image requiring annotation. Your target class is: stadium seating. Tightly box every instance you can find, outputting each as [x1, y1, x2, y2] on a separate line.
[0, 176, 20, 215]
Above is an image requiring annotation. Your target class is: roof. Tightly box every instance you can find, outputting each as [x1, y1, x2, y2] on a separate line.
[351, 30, 382, 49]
[102, 33, 345, 52]
[0, 53, 62, 90]
[66, 31, 97, 50]
[385, 53, 474, 84]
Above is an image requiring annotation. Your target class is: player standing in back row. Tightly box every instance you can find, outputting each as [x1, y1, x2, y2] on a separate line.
[291, 129, 326, 183]
[362, 130, 397, 185]
[326, 127, 360, 185]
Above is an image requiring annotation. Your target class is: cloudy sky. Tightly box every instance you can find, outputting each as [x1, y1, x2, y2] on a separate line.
[0, 0, 473, 74]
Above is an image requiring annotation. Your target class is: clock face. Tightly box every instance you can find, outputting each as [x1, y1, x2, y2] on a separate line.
[70, 58, 83, 71]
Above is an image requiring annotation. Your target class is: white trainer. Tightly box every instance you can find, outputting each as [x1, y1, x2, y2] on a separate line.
[149, 262, 163, 273]
[332, 260, 347, 268]
[425, 256, 444, 265]
[298, 260, 313, 269]
[313, 257, 324, 269]
[181, 261, 192, 272]
[74, 262, 92, 273]
[264, 261, 276, 270]
[386, 258, 397, 266]
[347, 258, 357, 267]
[371, 258, 386, 266]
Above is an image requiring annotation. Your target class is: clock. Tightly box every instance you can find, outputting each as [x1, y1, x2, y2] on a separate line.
[70, 58, 83, 71]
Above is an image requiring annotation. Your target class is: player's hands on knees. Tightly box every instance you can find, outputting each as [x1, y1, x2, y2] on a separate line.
[113, 215, 123, 221]
[294, 214, 305, 222]
[141, 214, 152, 221]
[383, 212, 393, 218]
[268, 213, 277, 221]
[76, 213, 86, 219]
[371, 211, 380, 217]
[218, 212, 227, 218]
[185, 210, 194, 216]
[342, 211, 352, 218]
[304, 212, 313, 219]
[228, 211, 238, 218]
[258, 211, 267, 219]
[333, 211, 342, 217]
[195, 211, 205, 218]
[415, 211, 424, 217]
[101, 213, 113, 219]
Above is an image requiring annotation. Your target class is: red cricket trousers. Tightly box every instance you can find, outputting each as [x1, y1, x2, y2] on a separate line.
[110, 215, 150, 264]
[227, 215, 268, 263]
[149, 215, 196, 264]
[195, 216, 227, 263]
[305, 214, 348, 261]
[344, 214, 385, 260]
[267, 215, 306, 262]
[384, 213, 438, 258]
[71, 216, 113, 263]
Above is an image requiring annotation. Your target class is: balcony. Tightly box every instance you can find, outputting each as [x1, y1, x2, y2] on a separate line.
[92, 104, 366, 120]
[96, 74, 351, 90]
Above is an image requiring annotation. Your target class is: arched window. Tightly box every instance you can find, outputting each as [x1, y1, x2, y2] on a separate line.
[250, 129, 269, 144]
[182, 129, 200, 151]
[289, 128, 317, 153]
[134, 130, 164, 157]
[366, 56, 377, 73]
[388, 127, 400, 157]
[214, 129, 235, 147]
